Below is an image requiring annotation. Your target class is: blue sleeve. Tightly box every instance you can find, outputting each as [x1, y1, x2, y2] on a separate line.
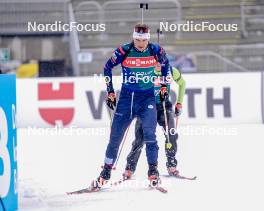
[154, 44, 170, 84]
[103, 46, 126, 93]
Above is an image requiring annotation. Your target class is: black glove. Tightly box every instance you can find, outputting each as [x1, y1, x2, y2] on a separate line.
[106, 92, 116, 110]
[160, 84, 169, 102]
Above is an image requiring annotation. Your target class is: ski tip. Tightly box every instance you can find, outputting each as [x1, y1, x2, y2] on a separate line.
[180, 175, 197, 180]
[159, 188, 168, 193]
[149, 185, 168, 193]
[155, 186, 168, 193]
[66, 187, 101, 195]
[66, 191, 79, 195]
[191, 176, 197, 180]
[161, 174, 197, 181]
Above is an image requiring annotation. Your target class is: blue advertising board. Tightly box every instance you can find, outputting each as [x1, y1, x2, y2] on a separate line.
[0, 74, 17, 211]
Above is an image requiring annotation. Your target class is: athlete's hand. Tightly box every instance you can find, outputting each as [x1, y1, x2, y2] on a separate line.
[175, 103, 182, 116]
[160, 84, 169, 102]
[106, 92, 116, 110]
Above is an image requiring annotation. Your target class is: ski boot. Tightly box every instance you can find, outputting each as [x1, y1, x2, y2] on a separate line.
[91, 164, 112, 190]
[148, 164, 161, 187]
[122, 168, 134, 180]
[167, 166, 179, 176]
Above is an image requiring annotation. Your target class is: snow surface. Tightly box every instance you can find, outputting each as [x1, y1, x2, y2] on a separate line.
[18, 124, 264, 211]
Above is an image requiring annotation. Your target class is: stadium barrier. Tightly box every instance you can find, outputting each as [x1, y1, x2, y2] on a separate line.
[16, 72, 263, 128]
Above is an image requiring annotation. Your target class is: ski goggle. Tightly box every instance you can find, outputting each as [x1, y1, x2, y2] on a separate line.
[134, 26, 149, 34]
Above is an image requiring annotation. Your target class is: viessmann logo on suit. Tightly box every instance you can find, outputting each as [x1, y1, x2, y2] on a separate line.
[122, 56, 157, 68]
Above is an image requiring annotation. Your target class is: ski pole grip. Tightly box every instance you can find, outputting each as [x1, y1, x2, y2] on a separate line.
[140, 3, 148, 9]
[157, 29, 162, 34]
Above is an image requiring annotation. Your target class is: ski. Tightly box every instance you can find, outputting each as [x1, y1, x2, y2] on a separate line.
[155, 186, 168, 193]
[174, 174, 197, 180]
[67, 177, 129, 195]
[149, 185, 168, 193]
[114, 177, 168, 193]
[162, 174, 197, 181]
[67, 177, 169, 195]
[67, 186, 100, 195]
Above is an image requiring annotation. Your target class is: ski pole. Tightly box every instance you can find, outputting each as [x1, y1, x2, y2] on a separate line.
[106, 95, 130, 170]
[157, 28, 162, 44]
[162, 101, 172, 149]
[107, 106, 114, 126]
[106, 103, 131, 170]
[113, 122, 132, 170]
[140, 3, 148, 24]
[175, 116, 179, 130]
